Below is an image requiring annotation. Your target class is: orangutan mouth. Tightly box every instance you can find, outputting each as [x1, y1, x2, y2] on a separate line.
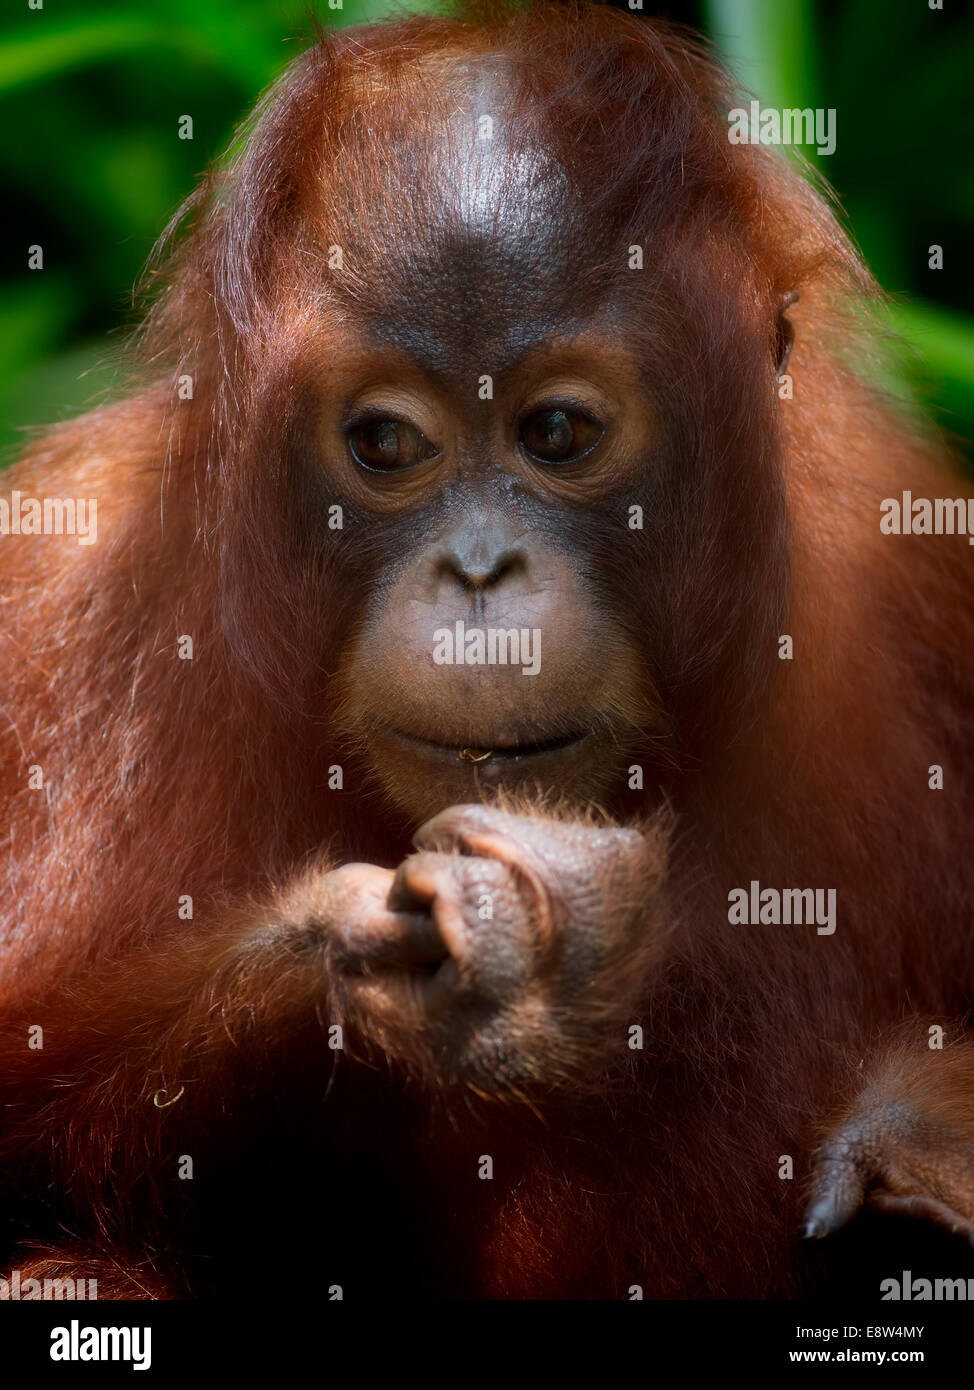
[382, 726, 591, 764]
[455, 732, 589, 763]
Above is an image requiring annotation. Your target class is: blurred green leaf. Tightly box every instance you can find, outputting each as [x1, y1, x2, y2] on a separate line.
[892, 300, 974, 432]
[0, 278, 80, 378]
[705, 0, 820, 113]
[0, 342, 118, 461]
[0, 16, 168, 92]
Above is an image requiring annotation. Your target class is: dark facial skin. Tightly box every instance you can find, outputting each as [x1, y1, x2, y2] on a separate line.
[302, 57, 661, 825]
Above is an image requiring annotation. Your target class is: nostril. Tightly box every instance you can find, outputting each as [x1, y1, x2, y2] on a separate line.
[442, 548, 525, 591]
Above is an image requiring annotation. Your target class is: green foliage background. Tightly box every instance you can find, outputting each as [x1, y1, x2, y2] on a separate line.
[1, 0, 972, 461]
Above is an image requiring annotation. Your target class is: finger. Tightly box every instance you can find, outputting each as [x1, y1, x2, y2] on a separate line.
[390, 852, 490, 964]
[344, 910, 446, 969]
[388, 852, 455, 909]
[330, 864, 445, 968]
[414, 805, 524, 856]
[803, 1143, 870, 1239]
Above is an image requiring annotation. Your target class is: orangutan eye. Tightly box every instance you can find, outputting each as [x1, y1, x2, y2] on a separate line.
[347, 416, 438, 472]
[519, 408, 603, 465]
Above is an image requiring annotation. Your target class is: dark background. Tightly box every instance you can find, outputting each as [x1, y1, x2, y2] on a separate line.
[1, 0, 972, 460]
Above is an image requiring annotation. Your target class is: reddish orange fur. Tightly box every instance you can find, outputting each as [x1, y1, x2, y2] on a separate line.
[1, 2, 973, 1299]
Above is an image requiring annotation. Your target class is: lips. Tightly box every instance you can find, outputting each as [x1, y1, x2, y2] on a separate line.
[384, 727, 590, 763]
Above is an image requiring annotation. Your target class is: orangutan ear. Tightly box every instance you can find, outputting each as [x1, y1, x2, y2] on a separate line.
[774, 290, 799, 378]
